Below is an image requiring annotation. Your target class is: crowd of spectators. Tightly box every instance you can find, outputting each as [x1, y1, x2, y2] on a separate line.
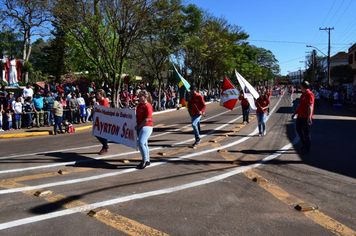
[0, 81, 223, 132]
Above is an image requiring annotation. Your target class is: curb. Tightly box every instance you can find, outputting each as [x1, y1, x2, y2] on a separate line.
[0, 125, 93, 139]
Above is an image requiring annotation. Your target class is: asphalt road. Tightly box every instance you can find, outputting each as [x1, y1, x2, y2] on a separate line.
[0, 92, 355, 236]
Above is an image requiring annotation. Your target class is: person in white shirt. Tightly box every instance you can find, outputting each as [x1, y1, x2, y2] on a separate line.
[23, 83, 34, 98]
[12, 96, 23, 129]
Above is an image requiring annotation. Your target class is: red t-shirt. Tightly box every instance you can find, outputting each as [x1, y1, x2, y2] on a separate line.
[98, 98, 109, 107]
[256, 98, 269, 114]
[239, 94, 249, 106]
[298, 89, 314, 118]
[136, 103, 153, 127]
[188, 93, 206, 116]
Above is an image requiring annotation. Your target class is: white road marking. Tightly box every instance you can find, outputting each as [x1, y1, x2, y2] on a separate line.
[0, 96, 292, 230]
[0, 95, 284, 194]
[0, 108, 241, 175]
[0, 136, 297, 231]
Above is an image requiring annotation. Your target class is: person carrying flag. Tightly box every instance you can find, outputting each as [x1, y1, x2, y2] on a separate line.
[188, 86, 206, 147]
[239, 90, 250, 124]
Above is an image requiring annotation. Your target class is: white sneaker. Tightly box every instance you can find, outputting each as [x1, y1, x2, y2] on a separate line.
[258, 134, 262, 137]
[0, 129, 4, 132]
[263, 130, 266, 136]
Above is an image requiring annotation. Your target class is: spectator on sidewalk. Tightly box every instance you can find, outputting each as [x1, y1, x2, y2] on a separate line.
[0, 90, 6, 131]
[32, 92, 45, 127]
[76, 92, 86, 123]
[5, 109, 13, 131]
[68, 93, 78, 124]
[44, 92, 54, 126]
[12, 95, 23, 129]
[23, 83, 34, 99]
[52, 96, 64, 135]
[23, 96, 34, 129]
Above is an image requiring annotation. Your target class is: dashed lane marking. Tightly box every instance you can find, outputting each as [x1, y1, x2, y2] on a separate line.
[0, 95, 285, 194]
[0, 97, 290, 230]
[244, 170, 356, 236]
[0, 112, 243, 175]
[0, 135, 296, 231]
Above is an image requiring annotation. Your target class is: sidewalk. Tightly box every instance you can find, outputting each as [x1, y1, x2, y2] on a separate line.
[0, 122, 93, 139]
[0, 106, 182, 139]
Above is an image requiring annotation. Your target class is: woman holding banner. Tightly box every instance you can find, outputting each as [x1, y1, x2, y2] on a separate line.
[135, 90, 153, 169]
[96, 89, 110, 155]
[255, 91, 270, 137]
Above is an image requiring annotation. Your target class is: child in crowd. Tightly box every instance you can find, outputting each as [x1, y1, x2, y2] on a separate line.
[63, 120, 75, 133]
[5, 109, 14, 131]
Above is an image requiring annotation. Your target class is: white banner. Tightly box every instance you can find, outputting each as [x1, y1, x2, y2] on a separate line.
[235, 70, 259, 110]
[92, 105, 137, 149]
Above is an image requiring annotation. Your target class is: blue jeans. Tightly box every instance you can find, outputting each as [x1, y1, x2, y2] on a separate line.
[137, 126, 153, 162]
[54, 115, 64, 133]
[160, 100, 166, 110]
[8, 121, 12, 130]
[256, 113, 267, 134]
[26, 113, 33, 127]
[0, 113, 3, 128]
[242, 105, 250, 122]
[191, 115, 202, 140]
[46, 111, 54, 125]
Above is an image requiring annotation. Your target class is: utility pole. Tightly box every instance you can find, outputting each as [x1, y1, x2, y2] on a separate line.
[319, 27, 334, 86]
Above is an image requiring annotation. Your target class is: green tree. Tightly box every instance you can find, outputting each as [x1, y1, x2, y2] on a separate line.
[53, 0, 161, 108]
[0, 29, 22, 57]
[0, 0, 53, 82]
[331, 65, 355, 85]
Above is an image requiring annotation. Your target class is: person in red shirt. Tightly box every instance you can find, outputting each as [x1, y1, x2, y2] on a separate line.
[135, 90, 153, 169]
[239, 90, 250, 124]
[187, 86, 206, 146]
[96, 89, 110, 155]
[255, 91, 270, 137]
[291, 81, 314, 154]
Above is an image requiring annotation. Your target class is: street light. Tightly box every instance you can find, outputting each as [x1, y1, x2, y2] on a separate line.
[306, 45, 326, 56]
[306, 45, 329, 85]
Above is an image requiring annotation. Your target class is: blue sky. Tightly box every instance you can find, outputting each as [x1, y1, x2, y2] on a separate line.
[188, 0, 356, 76]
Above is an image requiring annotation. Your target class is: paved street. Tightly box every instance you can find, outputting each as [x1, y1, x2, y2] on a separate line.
[0, 92, 355, 236]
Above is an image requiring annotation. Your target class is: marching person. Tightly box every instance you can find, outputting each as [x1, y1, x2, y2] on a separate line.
[255, 91, 270, 137]
[135, 90, 153, 169]
[291, 81, 314, 154]
[239, 90, 250, 124]
[288, 85, 294, 106]
[95, 89, 110, 155]
[187, 86, 206, 147]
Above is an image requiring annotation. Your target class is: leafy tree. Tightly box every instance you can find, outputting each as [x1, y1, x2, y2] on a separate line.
[0, 29, 22, 57]
[331, 64, 355, 85]
[0, 0, 53, 82]
[52, 0, 161, 108]
[183, 14, 249, 89]
[130, 1, 202, 106]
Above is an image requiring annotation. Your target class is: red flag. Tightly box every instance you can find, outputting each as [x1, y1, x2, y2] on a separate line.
[220, 77, 239, 110]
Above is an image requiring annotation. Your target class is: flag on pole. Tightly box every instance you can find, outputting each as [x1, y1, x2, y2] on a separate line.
[235, 70, 259, 110]
[219, 77, 239, 110]
[172, 64, 191, 107]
